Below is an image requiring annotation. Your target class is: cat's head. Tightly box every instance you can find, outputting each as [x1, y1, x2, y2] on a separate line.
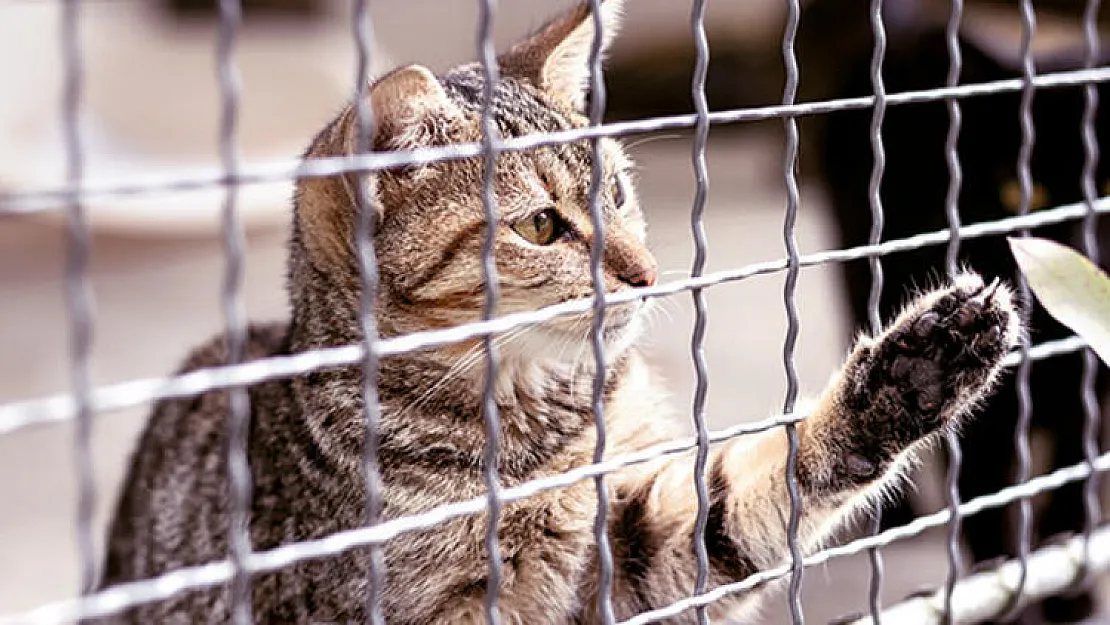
[293, 0, 654, 363]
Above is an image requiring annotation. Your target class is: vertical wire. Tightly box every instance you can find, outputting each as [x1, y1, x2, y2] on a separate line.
[61, 0, 96, 606]
[350, 0, 386, 621]
[688, 0, 712, 623]
[780, 0, 806, 622]
[1078, 0, 1102, 590]
[585, 1, 615, 622]
[864, 0, 887, 619]
[1002, 0, 1037, 617]
[216, 0, 252, 622]
[940, 1, 966, 622]
[476, 0, 503, 621]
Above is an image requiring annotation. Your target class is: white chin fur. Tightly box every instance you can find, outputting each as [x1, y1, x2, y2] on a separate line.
[498, 305, 645, 371]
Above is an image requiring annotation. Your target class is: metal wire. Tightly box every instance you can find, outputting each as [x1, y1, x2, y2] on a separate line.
[215, 0, 251, 622]
[349, 0, 386, 621]
[584, 1, 615, 622]
[848, 523, 1110, 625]
[2, 334, 1089, 625]
[865, 0, 888, 349]
[780, 0, 805, 622]
[687, 0, 712, 622]
[1078, 0, 1104, 594]
[60, 0, 96, 606]
[772, 2, 808, 621]
[475, 0, 503, 620]
[6, 194, 1110, 437]
[865, 0, 887, 618]
[1000, 2, 1038, 618]
[940, 0, 965, 622]
[5, 67, 1110, 216]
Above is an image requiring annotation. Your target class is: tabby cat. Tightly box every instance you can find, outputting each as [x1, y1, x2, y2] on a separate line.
[100, 2, 1023, 622]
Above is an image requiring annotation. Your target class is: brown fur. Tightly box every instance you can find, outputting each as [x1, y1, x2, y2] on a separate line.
[99, 2, 1024, 623]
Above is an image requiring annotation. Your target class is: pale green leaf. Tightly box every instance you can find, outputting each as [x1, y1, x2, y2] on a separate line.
[1009, 236, 1110, 367]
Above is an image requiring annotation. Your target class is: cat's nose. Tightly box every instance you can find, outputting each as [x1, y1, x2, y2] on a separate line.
[619, 264, 657, 288]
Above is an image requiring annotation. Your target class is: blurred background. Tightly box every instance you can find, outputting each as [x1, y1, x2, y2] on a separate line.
[2, 0, 1110, 622]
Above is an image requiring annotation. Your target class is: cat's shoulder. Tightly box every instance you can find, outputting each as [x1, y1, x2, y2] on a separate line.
[137, 322, 291, 445]
[174, 321, 290, 373]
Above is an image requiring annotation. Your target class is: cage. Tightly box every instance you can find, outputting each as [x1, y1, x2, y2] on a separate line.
[0, 0, 1108, 623]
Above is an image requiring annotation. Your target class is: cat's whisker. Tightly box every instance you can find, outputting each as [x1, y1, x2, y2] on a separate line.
[567, 327, 595, 396]
[491, 326, 536, 367]
[396, 326, 530, 419]
[471, 326, 531, 371]
[654, 298, 678, 325]
[395, 346, 483, 418]
[624, 133, 683, 152]
[553, 329, 580, 365]
[641, 299, 672, 328]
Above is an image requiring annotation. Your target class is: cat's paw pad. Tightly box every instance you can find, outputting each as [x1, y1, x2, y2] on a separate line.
[852, 272, 1021, 438]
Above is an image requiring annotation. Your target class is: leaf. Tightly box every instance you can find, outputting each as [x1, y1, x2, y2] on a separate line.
[1009, 236, 1110, 367]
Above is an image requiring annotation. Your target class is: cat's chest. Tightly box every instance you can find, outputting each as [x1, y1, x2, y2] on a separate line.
[605, 355, 677, 455]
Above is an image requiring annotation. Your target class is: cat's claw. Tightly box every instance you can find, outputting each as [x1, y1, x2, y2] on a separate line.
[843, 272, 1022, 450]
[885, 273, 1018, 415]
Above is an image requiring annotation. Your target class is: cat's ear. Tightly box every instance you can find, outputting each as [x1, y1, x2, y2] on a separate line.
[362, 64, 459, 151]
[498, 0, 623, 110]
[295, 65, 456, 273]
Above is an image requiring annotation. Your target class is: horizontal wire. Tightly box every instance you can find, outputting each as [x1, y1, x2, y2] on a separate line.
[845, 524, 1110, 624]
[0, 341, 1093, 625]
[620, 442, 1110, 625]
[2, 195, 1106, 436]
[2, 67, 1110, 215]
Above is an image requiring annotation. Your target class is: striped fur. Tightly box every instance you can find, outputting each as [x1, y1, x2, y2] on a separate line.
[99, 2, 1022, 623]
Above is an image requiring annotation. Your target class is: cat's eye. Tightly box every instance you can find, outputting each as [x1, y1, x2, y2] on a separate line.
[999, 179, 1049, 214]
[612, 176, 627, 207]
[512, 208, 565, 245]
[1101, 179, 1110, 197]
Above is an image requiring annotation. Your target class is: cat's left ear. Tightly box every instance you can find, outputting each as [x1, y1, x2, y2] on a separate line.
[498, 0, 623, 111]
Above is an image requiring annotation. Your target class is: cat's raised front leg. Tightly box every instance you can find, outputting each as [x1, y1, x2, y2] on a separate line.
[800, 272, 1021, 496]
[595, 273, 1021, 623]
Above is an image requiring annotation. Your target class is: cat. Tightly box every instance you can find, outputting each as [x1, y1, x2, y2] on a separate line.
[99, 2, 1023, 622]
[815, 20, 1110, 625]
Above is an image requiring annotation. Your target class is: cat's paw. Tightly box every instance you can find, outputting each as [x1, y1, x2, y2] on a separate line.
[843, 272, 1022, 447]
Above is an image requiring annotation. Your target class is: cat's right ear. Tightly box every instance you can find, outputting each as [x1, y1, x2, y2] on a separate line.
[498, 0, 623, 111]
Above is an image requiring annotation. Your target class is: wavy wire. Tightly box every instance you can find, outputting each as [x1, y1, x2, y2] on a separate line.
[475, 0, 504, 619]
[688, 0, 713, 622]
[865, 0, 888, 618]
[215, 0, 253, 621]
[60, 0, 96, 613]
[584, 0, 616, 622]
[940, 0, 966, 620]
[780, 0, 805, 620]
[1078, 0, 1104, 594]
[1000, 2, 1037, 618]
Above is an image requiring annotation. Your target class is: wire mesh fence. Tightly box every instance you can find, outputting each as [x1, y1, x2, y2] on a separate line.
[0, 0, 1108, 624]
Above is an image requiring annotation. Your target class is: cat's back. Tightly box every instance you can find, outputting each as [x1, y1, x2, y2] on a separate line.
[100, 322, 290, 599]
